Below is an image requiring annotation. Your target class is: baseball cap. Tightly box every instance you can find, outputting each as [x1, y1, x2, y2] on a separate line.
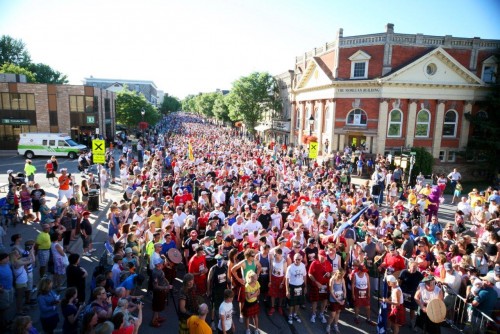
[481, 275, 496, 285]
[386, 275, 398, 283]
[215, 254, 223, 260]
[125, 247, 133, 254]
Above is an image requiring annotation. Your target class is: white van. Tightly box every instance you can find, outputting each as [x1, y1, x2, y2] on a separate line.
[18, 133, 87, 159]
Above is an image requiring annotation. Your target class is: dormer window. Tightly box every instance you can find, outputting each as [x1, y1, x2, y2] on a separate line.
[349, 50, 371, 79]
[481, 56, 497, 84]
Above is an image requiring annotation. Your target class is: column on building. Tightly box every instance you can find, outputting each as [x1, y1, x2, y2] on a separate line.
[375, 99, 389, 154]
[326, 99, 336, 154]
[316, 100, 324, 154]
[290, 102, 296, 146]
[405, 99, 418, 147]
[458, 101, 472, 149]
[432, 100, 446, 158]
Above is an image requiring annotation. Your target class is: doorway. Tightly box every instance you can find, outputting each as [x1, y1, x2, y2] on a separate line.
[348, 135, 366, 150]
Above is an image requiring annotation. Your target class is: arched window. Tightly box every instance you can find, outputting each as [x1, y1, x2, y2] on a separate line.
[443, 110, 458, 137]
[346, 108, 367, 126]
[415, 109, 430, 137]
[387, 109, 403, 137]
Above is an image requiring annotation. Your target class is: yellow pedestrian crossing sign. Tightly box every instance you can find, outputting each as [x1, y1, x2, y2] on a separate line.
[93, 154, 106, 164]
[92, 140, 105, 155]
[309, 141, 318, 159]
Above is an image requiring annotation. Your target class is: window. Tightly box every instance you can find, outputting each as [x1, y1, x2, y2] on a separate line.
[313, 108, 319, 132]
[387, 109, 403, 137]
[481, 56, 497, 83]
[58, 140, 68, 147]
[415, 110, 430, 137]
[295, 107, 301, 129]
[443, 110, 458, 137]
[70, 95, 85, 112]
[349, 50, 371, 79]
[439, 151, 445, 162]
[85, 96, 94, 113]
[49, 140, 55, 146]
[346, 109, 367, 126]
[448, 151, 456, 162]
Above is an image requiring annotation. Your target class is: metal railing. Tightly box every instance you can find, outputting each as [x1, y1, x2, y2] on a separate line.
[441, 285, 498, 334]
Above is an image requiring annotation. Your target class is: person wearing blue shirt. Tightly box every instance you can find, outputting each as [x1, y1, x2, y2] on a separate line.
[119, 273, 145, 297]
[472, 276, 498, 320]
[0, 252, 14, 327]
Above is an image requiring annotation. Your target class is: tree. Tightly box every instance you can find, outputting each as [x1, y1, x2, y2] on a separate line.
[159, 94, 181, 114]
[213, 93, 231, 122]
[116, 87, 161, 129]
[28, 63, 68, 84]
[411, 147, 434, 177]
[464, 83, 500, 178]
[226, 72, 278, 132]
[0, 63, 36, 82]
[0, 35, 31, 68]
[196, 92, 218, 118]
[182, 95, 198, 113]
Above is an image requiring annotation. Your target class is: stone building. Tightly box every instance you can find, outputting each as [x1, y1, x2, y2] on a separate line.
[0, 75, 116, 150]
[291, 23, 499, 164]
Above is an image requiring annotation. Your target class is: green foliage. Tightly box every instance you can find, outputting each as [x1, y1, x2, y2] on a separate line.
[213, 94, 231, 122]
[0, 63, 35, 82]
[27, 63, 68, 84]
[196, 92, 218, 118]
[464, 84, 500, 175]
[0, 35, 31, 67]
[116, 87, 161, 129]
[226, 72, 278, 132]
[411, 147, 434, 176]
[182, 95, 198, 113]
[159, 94, 181, 114]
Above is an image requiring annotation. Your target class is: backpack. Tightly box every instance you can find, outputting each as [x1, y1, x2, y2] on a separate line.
[78, 301, 98, 323]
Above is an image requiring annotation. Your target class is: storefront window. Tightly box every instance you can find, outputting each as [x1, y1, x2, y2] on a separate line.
[70, 95, 85, 112]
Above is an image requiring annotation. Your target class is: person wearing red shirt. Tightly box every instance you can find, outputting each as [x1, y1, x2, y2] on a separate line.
[379, 244, 406, 275]
[308, 249, 333, 324]
[188, 246, 208, 295]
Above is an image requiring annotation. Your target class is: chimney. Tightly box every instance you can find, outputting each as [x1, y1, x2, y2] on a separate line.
[386, 23, 394, 34]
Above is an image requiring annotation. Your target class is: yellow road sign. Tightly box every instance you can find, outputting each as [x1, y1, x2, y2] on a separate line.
[93, 154, 106, 164]
[92, 139, 105, 155]
[309, 141, 318, 159]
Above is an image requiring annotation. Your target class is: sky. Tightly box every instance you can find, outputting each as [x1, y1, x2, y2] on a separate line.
[1, 0, 499, 100]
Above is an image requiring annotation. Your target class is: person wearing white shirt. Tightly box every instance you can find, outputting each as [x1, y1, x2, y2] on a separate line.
[286, 253, 307, 324]
[457, 197, 472, 221]
[231, 215, 246, 240]
[318, 207, 334, 231]
[245, 213, 263, 234]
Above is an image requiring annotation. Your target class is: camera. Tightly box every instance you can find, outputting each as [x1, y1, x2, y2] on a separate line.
[106, 292, 112, 298]
[130, 298, 143, 305]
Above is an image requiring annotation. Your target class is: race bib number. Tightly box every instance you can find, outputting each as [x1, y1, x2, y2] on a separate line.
[199, 264, 205, 273]
[319, 285, 327, 294]
[358, 290, 367, 299]
[366, 260, 373, 267]
[261, 267, 268, 275]
[272, 268, 281, 276]
[192, 243, 199, 251]
[294, 287, 303, 296]
[217, 274, 226, 284]
[334, 291, 344, 301]
[403, 293, 412, 303]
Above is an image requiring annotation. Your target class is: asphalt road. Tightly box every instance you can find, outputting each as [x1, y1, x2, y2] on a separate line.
[0, 150, 459, 334]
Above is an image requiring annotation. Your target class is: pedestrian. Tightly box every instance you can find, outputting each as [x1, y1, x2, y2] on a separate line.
[242, 270, 260, 334]
[80, 211, 95, 256]
[218, 289, 235, 334]
[178, 273, 199, 334]
[45, 159, 56, 185]
[285, 253, 307, 325]
[30, 183, 45, 222]
[58, 168, 73, 202]
[385, 275, 405, 334]
[24, 159, 36, 188]
[187, 303, 212, 334]
[61, 287, 85, 334]
[327, 268, 346, 334]
[207, 254, 229, 331]
[66, 253, 88, 303]
[100, 168, 109, 202]
[352, 260, 373, 325]
[19, 184, 32, 218]
[35, 223, 52, 278]
[150, 256, 171, 327]
[37, 277, 60, 334]
[308, 249, 331, 324]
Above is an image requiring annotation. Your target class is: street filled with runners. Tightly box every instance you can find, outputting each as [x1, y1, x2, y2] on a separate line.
[0, 112, 499, 334]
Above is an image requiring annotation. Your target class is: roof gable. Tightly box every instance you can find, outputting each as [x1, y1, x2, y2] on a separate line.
[381, 47, 483, 86]
[349, 50, 371, 61]
[295, 57, 333, 90]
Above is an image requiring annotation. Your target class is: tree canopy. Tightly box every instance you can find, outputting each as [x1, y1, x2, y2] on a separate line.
[226, 72, 279, 132]
[0, 35, 68, 84]
[159, 94, 181, 114]
[212, 94, 231, 123]
[116, 87, 161, 129]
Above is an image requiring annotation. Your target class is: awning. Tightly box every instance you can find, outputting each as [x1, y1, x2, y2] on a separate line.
[254, 124, 271, 132]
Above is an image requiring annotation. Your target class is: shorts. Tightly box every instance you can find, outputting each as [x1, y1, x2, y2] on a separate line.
[287, 284, 305, 306]
[27, 174, 34, 181]
[81, 235, 91, 248]
[38, 249, 50, 266]
[308, 282, 328, 302]
[152, 288, 168, 312]
[242, 300, 259, 317]
[454, 190, 461, 197]
[329, 301, 345, 312]
[389, 304, 406, 326]
[268, 275, 286, 298]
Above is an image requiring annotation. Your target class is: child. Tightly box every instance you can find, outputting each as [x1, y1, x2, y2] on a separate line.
[218, 289, 235, 334]
[451, 181, 462, 204]
[243, 270, 260, 334]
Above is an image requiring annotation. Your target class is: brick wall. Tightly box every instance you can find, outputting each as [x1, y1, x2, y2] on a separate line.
[337, 45, 385, 78]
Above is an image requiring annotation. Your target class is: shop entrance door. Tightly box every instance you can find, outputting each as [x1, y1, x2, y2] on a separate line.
[348, 135, 366, 150]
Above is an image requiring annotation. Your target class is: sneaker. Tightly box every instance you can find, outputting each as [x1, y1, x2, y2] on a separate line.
[278, 307, 283, 315]
[320, 314, 327, 324]
[268, 307, 275, 316]
[333, 324, 340, 333]
[354, 317, 360, 325]
[254, 330, 259, 334]
[326, 324, 331, 333]
[293, 314, 301, 323]
[239, 315, 244, 324]
[90, 248, 97, 252]
[245, 329, 251, 334]
[83, 252, 91, 256]
[288, 316, 293, 325]
[311, 314, 316, 323]
[366, 319, 375, 326]
[211, 322, 216, 331]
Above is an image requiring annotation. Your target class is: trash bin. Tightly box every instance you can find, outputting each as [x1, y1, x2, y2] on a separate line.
[88, 189, 100, 211]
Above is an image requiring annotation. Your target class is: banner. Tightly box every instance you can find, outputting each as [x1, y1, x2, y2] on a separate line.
[308, 141, 318, 159]
[188, 142, 194, 161]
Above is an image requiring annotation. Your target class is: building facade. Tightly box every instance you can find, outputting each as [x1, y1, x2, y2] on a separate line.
[291, 23, 499, 163]
[0, 77, 116, 149]
[84, 77, 158, 105]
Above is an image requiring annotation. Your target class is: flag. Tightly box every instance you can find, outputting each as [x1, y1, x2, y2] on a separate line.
[333, 206, 368, 239]
[377, 275, 389, 333]
[188, 142, 194, 161]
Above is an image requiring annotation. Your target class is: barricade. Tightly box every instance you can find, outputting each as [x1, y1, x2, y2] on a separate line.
[441, 285, 498, 334]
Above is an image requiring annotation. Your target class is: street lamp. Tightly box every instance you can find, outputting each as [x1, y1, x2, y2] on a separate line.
[141, 108, 145, 139]
[308, 114, 315, 136]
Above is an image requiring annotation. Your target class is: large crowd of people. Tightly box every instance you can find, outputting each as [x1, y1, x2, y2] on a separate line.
[0, 112, 499, 334]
